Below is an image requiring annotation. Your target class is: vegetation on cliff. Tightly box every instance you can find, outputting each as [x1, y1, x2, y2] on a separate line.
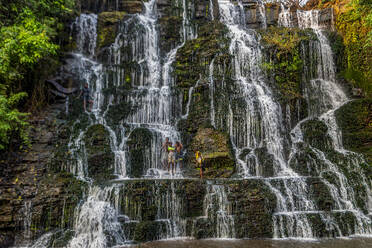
[0, 0, 75, 150]
[307, 0, 372, 95]
[260, 27, 313, 104]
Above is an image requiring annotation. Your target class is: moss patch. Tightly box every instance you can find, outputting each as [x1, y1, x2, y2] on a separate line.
[97, 11, 126, 50]
[190, 128, 235, 178]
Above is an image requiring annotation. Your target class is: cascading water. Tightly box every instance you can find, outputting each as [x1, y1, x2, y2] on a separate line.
[204, 184, 235, 238]
[274, 8, 372, 238]
[67, 186, 125, 248]
[64, 0, 197, 246]
[216, 0, 372, 239]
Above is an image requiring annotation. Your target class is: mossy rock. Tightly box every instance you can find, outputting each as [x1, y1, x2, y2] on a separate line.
[133, 220, 166, 242]
[301, 119, 333, 152]
[84, 124, 115, 182]
[97, 11, 126, 50]
[336, 99, 372, 165]
[127, 128, 153, 178]
[189, 128, 235, 178]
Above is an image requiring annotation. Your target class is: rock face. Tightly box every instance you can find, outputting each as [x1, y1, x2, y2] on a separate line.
[84, 124, 115, 182]
[78, 0, 144, 14]
[97, 11, 126, 50]
[127, 128, 153, 177]
[336, 99, 372, 179]
[189, 128, 235, 178]
[0, 104, 85, 247]
[112, 179, 276, 241]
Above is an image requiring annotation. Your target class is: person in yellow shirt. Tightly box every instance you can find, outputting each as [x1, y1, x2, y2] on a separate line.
[195, 150, 204, 178]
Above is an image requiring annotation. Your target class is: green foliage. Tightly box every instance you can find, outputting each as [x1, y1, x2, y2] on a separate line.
[0, 92, 30, 150]
[335, 0, 372, 95]
[0, 0, 75, 150]
[0, 14, 58, 84]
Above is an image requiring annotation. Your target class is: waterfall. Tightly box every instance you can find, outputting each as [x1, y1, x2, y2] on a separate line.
[283, 9, 372, 237]
[204, 184, 235, 239]
[258, 1, 267, 29]
[210, 0, 215, 20]
[67, 186, 126, 248]
[209, 58, 216, 128]
[218, 0, 288, 177]
[63, 0, 197, 246]
[278, 3, 294, 28]
[72, 14, 98, 57]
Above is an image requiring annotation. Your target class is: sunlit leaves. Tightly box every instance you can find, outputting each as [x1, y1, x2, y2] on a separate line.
[0, 93, 30, 150]
[0, 15, 58, 84]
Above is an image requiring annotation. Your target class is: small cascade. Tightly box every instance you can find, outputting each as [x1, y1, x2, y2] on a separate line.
[155, 182, 187, 238]
[278, 3, 294, 28]
[209, 58, 216, 128]
[204, 184, 235, 239]
[210, 0, 215, 20]
[16, 200, 33, 246]
[67, 186, 126, 248]
[71, 14, 98, 57]
[218, 0, 288, 177]
[182, 77, 201, 120]
[258, 1, 267, 29]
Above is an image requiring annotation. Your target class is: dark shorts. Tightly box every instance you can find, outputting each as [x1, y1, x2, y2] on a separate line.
[84, 95, 92, 101]
[175, 152, 184, 161]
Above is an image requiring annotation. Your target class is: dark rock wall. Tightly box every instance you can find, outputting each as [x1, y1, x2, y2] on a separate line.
[113, 179, 276, 241]
[0, 104, 86, 247]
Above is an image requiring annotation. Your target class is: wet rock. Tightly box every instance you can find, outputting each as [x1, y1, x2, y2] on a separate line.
[127, 128, 153, 178]
[301, 119, 333, 152]
[0, 104, 86, 247]
[190, 128, 235, 178]
[336, 99, 372, 161]
[84, 124, 115, 182]
[97, 11, 126, 51]
[78, 0, 144, 14]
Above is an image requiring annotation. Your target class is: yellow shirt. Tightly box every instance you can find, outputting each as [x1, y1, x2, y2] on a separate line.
[195, 151, 203, 163]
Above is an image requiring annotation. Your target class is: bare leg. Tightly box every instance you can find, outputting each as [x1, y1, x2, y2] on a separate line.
[83, 99, 86, 111]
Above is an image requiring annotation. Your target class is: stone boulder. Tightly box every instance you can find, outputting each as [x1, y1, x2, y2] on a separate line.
[190, 128, 235, 178]
[84, 124, 115, 182]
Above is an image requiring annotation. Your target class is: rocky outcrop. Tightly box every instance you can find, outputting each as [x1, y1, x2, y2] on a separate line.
[189, 128, 235, 178]
[97, 11, 126, 51]
[84, 124, 115, 182]
[0, 104, 86, 247]
[336, 99, 372, 178]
